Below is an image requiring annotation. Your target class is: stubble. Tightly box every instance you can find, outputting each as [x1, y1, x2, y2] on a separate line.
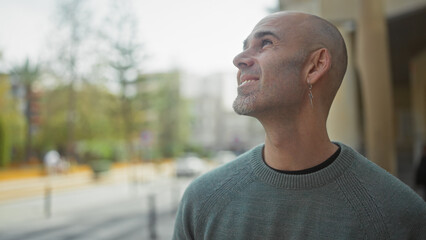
[233, 93, 257, 115]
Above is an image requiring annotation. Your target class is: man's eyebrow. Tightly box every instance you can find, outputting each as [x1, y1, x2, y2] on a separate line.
[243, 31, 280, 50]
[254, 31, 280, 40]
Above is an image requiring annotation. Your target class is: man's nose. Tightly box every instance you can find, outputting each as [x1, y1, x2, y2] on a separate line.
[233, 50, 254, 69]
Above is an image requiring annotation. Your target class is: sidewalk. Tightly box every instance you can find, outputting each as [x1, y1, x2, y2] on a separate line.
[0, 162, 175, 204]
[0, 163, 188, 240]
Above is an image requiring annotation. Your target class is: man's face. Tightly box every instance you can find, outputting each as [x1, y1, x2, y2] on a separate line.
[232, 14, 307, 118]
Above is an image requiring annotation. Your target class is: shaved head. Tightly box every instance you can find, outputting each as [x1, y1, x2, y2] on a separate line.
[256, 12, 348, 109]
[260, 12, 348, 83]
[300, 13, 348, 83]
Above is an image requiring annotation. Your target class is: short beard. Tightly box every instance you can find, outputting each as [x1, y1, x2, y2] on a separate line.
[233, 94, 256, 115]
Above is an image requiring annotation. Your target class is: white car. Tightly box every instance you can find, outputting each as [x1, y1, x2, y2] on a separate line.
[175, 155, 207, 177]
[214, 151, 237, 165]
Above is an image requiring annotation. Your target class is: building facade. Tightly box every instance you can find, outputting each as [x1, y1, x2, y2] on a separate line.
[279, 0, 426, 183]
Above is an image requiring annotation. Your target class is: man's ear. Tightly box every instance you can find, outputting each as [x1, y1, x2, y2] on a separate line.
[306, 48, 331, 85]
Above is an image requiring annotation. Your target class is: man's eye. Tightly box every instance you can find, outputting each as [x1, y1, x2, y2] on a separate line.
[261, 39, 273, 48]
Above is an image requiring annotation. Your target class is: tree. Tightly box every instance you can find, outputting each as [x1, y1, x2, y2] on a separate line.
[48, 0, 93, 161]
[156, 72, 184, 158]
[0, 52, 10, 167]
[137, 71, 191, 159]
[0, 74, 21, 167]
[10, 59, 41, 163]
[99, 0, 143, 162]
[35, 81, 123, 162]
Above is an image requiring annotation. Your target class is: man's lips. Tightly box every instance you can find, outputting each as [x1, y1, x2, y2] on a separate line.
[239, 75, 259, 87]
[239, 80, 256, 87]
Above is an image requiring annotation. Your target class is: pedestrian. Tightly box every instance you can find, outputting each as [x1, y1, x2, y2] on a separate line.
[172, 11, 426, 239]
[43, 150, 61, 175]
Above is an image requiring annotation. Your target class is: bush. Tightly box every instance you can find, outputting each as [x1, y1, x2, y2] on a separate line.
[0, 117, 11, 168]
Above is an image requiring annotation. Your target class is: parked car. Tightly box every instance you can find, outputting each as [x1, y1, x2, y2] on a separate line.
[214, 151, 237, 165]
[175, 154, 207, 177]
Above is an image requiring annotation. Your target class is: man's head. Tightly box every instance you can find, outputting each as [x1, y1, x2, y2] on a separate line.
[232, 12, 347, 121]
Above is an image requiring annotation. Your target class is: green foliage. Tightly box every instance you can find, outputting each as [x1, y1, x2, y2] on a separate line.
[74, 83, 122, 140]
[10, 58, 42, 162]
[34, 85, 67, 150]
[0, 74, 26, 166]
[36, 82, 124, 155]
[77, 139, 125, 162]
[183, 144, 212, 159]
[0, 117, 11, 167]
[1, 66, 194, 165]
[137, 71, 191, 159]
[88, 159, 111, 176]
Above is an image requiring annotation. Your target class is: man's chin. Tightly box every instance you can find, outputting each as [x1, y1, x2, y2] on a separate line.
[233, 109, 250, 116]
[233, 100, 255, 116]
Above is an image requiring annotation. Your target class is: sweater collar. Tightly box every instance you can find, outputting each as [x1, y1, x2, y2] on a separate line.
[250, 142, 355, 189]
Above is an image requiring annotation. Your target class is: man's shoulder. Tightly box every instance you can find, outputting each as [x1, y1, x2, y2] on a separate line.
[348, 151, 420, 200]
[337, 144, 414, 196]
[185, 149, 253, 198]
[335, 144, 426, 236]
[176, 148, 255, 224]
[341, 145, 426, 230]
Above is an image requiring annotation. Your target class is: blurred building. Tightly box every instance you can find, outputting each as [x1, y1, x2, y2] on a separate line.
[279, 0, 426, 181]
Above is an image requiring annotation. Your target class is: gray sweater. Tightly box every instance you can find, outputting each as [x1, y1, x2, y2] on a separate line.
[173, 143, 426, 240]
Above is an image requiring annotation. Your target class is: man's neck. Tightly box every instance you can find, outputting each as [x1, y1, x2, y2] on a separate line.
[260, 116, 337, 172]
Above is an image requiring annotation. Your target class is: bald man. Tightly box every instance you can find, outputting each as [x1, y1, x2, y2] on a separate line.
[173, 12, 426, 240]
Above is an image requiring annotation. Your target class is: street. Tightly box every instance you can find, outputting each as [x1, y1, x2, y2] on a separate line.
[0, 165, 196, 240]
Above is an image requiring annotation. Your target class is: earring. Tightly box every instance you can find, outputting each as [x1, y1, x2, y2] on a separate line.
[308, 82, 313, 107]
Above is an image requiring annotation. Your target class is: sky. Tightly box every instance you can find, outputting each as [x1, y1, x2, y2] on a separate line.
[0, 0, 277, 75]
